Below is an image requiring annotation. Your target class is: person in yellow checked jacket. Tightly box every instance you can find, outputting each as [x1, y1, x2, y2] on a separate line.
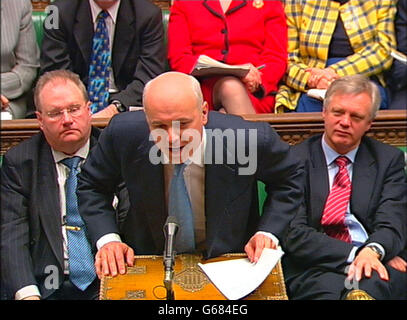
[275, 0, 397, 113]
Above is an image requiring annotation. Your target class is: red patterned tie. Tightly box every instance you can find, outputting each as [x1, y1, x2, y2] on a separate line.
[321, 156, 352, 243]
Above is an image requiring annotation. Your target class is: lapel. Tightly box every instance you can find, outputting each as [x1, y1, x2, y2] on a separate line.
[112, 0, 138, 80]
[203, 0, 247, 18]
[308, 137, 330, 228]
[132, 137, 167, 251]
[350, 141, 376, 221]
[203, 129, 245, 257]
[37, 140, 64, 269]
[73, 0, 94, 70]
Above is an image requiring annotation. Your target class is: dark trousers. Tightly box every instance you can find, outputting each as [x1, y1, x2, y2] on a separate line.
[286, 266, 407, 300]
[46, 276, 99, 300]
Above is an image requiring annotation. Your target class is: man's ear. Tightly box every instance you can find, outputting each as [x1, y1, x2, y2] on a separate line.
[35, 111, 44, 131]
[202, 101, 209, 125]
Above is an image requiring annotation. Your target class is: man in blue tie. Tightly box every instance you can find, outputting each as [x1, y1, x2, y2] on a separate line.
[40, 0, 166, 118]
[77, 71, 305, 280]
[0, 70, 127, 300]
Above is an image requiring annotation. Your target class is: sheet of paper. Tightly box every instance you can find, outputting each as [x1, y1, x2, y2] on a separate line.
[198, 248, 284, 300]
[1, 111, 13, 120]
[307, 89, 326, 100]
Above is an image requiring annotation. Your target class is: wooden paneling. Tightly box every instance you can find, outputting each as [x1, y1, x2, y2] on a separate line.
[1, 110, 406, 155]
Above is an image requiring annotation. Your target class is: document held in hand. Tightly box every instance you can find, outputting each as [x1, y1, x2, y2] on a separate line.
[307, 88, 327, 101]
[391, 49, 407, 65]
[191, 55, 250, 77]
[198, 248, 284, 300]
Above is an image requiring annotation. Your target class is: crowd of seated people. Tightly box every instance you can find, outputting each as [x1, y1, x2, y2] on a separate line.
[275, 0, 401, 113]
[1, 0, 406, 120]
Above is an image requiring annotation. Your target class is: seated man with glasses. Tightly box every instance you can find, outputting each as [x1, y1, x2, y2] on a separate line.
[0, 69, 128, 300]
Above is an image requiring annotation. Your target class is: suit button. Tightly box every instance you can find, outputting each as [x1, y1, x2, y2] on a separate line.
[221, 49, 228, 54]
[221, 28, 227, 34]
[30, 239, 36, 245]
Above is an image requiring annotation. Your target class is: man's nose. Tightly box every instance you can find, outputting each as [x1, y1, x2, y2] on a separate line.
[167, 127, 181, 146]
[339, 114, 351, 126]
[61, 109, 74, 123]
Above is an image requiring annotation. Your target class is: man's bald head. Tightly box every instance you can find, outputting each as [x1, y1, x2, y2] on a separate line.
[143, 72, 204, 113]
[142, 72, 208, 164]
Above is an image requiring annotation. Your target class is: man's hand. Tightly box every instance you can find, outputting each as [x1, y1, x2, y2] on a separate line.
[92, 104, 119, 119]
[1, 94, 10, 110]
[244, 233, 277, 263]
[387, 256, 407, 273]
[346, 247, 389, 282]
[95, 241, 134, 279]
[22, 296, 40, 300]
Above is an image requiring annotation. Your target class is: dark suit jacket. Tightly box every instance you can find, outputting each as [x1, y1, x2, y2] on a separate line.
[283, 134, 407, 281]
[77, 111, 304, 259]
[40, 0, 166, 108]
[0, 128, 104, 299]
[388, 0, 407, 92]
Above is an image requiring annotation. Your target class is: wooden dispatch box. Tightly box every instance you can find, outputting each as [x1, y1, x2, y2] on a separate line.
[100, 253, 288, 300]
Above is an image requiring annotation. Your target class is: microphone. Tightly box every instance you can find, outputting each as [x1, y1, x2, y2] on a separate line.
[163, 216, 179, 300]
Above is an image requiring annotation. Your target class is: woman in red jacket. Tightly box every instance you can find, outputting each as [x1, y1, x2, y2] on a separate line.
[168, 0, 287, 114]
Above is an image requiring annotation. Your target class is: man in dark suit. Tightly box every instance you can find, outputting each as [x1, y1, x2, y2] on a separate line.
[77, 71, 304, 279]
[40, 0, 165, 118]
[0, 70, 125, 300]
[283, 74, 407, 300]
[386, 0, 407, 109]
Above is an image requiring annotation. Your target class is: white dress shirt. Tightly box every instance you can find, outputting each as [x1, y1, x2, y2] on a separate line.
[15, 141, 90, 300]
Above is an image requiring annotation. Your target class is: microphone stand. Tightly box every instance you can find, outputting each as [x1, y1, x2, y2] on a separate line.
[163, 216, 179, 300]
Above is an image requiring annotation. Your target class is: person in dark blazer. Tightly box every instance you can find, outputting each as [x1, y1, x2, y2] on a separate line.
[40, 0, 166, 118]
[77, 71, 304, 279]
[283, 74, 407, 300]
[386, 0, 407, 109]
[0, 70, 127, 300]
[1, 0, 39, 119]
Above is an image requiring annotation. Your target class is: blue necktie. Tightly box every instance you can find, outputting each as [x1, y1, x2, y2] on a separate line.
[169, 163, 196, 253]
[88, 11, 111, 113]
[61, 157, 96, 291]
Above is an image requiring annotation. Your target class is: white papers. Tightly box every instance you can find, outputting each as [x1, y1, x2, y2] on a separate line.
[1, 111, 13, 120]
[191, 54, 250, 77]
[307, 89, 326, 100]
[391, 49, 407, 65]
[198, 248, 284, 300]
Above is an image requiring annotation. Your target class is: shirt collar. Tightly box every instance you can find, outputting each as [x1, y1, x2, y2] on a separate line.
[321, 133, 358, 166]
[52, 139, 90, 164]
[89, 0, 120, 24]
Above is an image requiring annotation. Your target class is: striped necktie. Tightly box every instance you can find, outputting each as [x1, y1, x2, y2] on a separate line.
[321, 156, 352, 243]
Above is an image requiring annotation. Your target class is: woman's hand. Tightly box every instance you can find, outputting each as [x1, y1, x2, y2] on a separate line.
[306, 67, 339, 89]
[241, 64, 263, 93]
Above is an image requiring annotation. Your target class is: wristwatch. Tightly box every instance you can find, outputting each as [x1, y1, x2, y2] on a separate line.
[111, 100, 127, 113]
[366, 244, 384, 260]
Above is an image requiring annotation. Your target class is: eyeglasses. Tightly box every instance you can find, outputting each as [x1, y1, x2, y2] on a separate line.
[45, 104, 84, 120]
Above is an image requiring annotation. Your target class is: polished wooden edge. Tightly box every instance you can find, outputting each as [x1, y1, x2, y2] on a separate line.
[99, 253, 288, 300]
[1, 110, 406, 155]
